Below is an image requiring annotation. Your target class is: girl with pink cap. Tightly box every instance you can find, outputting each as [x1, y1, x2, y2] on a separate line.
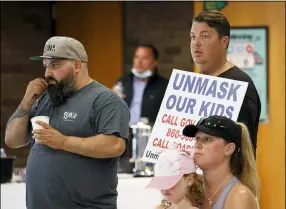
[146, 149, 204, 209]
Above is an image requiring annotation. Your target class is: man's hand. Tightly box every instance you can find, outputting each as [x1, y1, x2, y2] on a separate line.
[32, 121, 67, 150]
[33, 121, 126, 158]
[21, 78, 48, 111]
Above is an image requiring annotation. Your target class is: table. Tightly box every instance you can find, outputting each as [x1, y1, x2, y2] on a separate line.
[1, 174, 162, 209]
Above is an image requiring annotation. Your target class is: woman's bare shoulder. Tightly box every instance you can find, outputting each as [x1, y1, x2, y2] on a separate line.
[224, 183, 259, 209]
[231, 183, 255, 196]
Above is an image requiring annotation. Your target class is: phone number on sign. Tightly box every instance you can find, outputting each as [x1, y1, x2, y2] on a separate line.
[166, 128, 195, 142]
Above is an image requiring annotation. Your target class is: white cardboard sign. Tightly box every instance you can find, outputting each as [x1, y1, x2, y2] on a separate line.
[142, 69, 248, 163]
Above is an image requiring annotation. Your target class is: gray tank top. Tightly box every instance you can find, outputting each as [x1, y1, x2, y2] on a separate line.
[211, 176, 240, 209]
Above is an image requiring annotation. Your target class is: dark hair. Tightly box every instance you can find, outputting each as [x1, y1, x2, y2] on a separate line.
[136, 43, 159, 60]
[192, 11, 230, 39]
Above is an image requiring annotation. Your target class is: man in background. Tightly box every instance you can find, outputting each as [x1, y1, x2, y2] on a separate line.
[114, 44, 168, 173]
[115, 44, 168, 126]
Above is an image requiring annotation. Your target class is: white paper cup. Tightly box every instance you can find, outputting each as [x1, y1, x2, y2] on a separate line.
[31, 116, 49, 143]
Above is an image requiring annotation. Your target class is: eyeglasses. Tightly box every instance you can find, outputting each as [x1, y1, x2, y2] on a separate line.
[196, 116, 241, 152]
[195, 117, 228, 144]
[197, 116, 228, 133]
[196, 116, 235, 143]
[197, 117, 206, 125]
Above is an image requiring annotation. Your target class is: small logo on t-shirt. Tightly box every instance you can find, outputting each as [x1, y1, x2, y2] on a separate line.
[63, 112, 77, 121]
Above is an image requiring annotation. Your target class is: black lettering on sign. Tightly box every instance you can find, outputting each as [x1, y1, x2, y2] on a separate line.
[145, 150, 159, 160]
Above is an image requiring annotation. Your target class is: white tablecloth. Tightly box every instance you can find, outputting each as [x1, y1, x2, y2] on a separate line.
[1, 174, 162, 209]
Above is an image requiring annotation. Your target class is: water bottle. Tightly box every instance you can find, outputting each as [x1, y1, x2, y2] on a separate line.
[140, 117, 149, 125]
[113, 82, 124, 98]
[1, 148, 7, 158]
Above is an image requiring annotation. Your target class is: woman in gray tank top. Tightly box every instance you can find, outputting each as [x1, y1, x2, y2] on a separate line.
[183, 115, 260, 209]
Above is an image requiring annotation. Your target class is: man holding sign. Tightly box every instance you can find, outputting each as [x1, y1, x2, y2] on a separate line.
[190, 11, 261, 153]
[142, 11, 261, 163]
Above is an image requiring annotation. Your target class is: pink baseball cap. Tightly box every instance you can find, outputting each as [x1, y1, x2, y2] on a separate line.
[146, 149, 196, 190]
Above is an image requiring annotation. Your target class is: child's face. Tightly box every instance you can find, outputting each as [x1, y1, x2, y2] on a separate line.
[160, 174, 194, 204]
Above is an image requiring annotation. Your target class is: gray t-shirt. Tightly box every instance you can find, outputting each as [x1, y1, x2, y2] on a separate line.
[26, 81, 130, 209]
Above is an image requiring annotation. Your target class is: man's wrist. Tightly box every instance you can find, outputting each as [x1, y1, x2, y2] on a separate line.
[61, 136, 85, 156]
[19, 102, 31, 114]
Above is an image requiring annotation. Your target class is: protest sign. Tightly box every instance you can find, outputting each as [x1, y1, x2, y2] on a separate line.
[142, 69, 248, 163]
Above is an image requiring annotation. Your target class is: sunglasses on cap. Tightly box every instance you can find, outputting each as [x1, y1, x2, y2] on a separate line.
[183, 115, 242, 152]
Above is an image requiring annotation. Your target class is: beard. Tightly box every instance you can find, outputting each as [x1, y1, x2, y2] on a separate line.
[45, 68, 76, 106]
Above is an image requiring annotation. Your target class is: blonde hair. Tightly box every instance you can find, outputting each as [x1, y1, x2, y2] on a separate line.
[230, 122, 260, 198]
[160, 173, 204, 208]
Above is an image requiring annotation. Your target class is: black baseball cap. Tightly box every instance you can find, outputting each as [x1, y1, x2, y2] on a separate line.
[182, 115, 242, 148]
